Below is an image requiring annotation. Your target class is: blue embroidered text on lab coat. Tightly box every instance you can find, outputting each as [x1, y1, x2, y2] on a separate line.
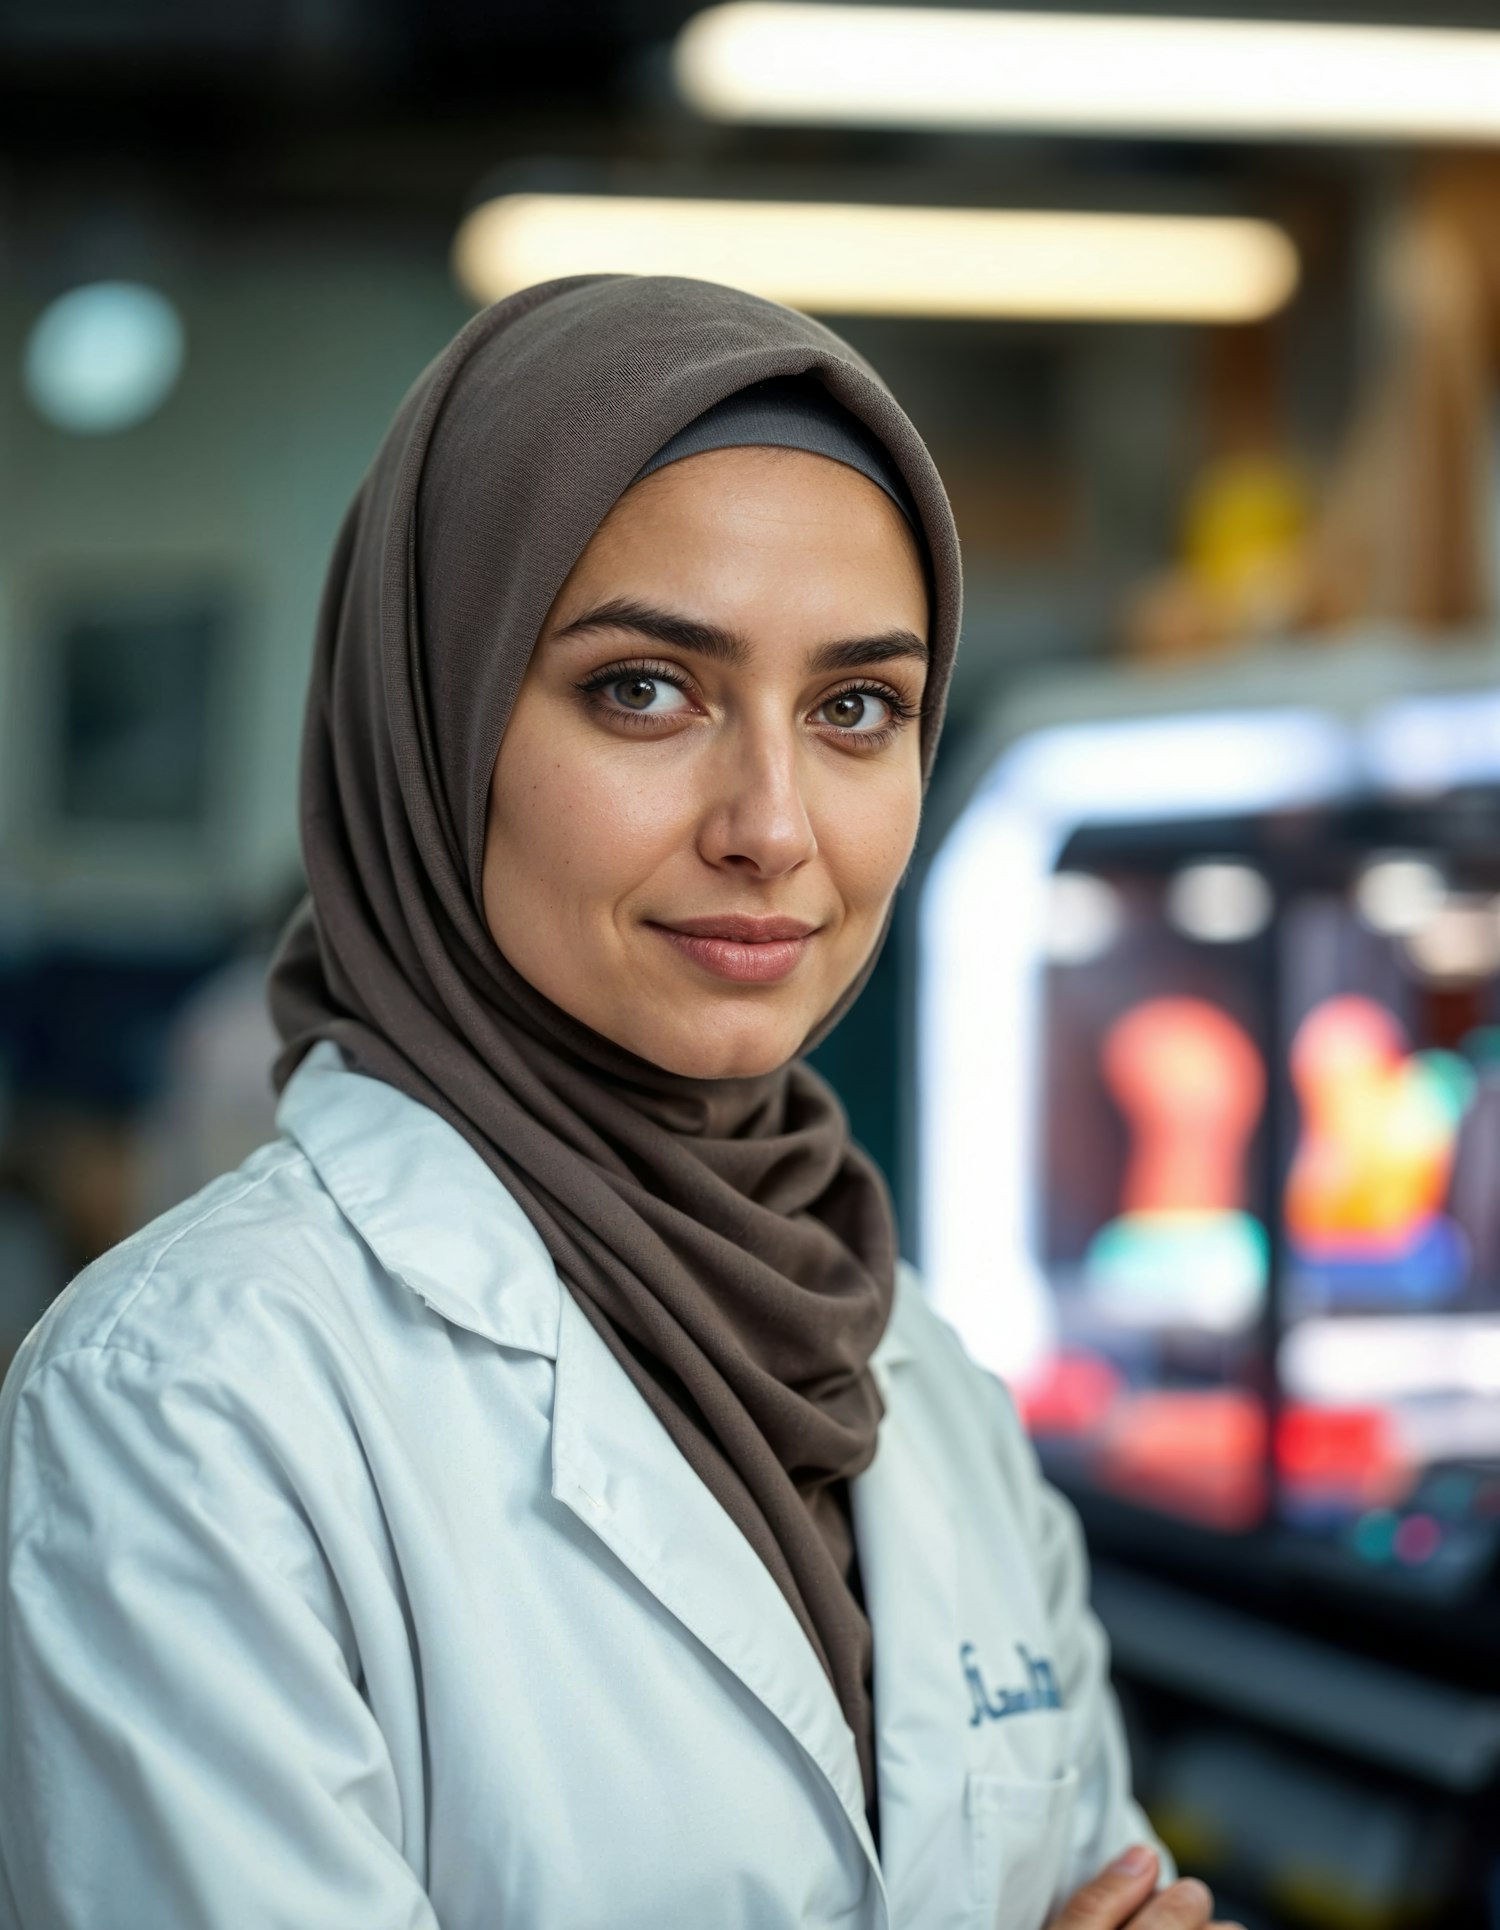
[961, 1641, 1063, 1726]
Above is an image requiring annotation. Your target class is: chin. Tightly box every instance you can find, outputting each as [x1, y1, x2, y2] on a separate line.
[630, 1012, 807, 1081]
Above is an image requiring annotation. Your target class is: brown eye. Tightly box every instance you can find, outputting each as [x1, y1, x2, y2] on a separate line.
[576, 662, 694, 722]
[822, 690, 894, 732]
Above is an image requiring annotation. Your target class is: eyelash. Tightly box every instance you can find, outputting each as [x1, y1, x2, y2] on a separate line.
[574, 657, 922, 752]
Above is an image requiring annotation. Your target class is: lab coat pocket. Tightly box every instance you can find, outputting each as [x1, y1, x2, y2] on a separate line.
[965, 1762, 1080, 1930]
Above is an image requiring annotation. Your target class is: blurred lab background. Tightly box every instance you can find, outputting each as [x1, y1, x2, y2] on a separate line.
[5, 1, 1500, 1922]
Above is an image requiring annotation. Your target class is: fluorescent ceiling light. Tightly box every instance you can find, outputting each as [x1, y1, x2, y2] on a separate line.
[454, 193, 1297, 322]
[675, 3, 1500, 145]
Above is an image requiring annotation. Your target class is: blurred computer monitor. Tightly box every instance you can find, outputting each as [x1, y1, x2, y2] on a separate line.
[916, 684, 1500, 1607]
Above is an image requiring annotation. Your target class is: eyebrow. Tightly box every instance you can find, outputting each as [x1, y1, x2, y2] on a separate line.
[548, 596, 929, 675]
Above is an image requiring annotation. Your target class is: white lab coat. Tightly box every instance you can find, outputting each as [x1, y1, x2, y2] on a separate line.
[0, 1039, 1174, 1930]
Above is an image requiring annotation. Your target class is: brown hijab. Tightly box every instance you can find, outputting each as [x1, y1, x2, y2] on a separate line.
[266, 273, 963, 1818]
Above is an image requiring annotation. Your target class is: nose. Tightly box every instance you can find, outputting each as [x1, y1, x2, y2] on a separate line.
[696, 716, 818, 880]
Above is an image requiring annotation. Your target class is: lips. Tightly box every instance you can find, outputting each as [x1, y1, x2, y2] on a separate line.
[653, 914, 819, 943]
[647, 916, 818, 985]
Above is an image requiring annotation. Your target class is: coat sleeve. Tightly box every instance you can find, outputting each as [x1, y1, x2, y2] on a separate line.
[0, 1343, 442, 1930]
[987, 1372, 1180, 1897]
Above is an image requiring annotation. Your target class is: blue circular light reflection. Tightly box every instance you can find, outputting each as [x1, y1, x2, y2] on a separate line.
[23, 281, 185, 435]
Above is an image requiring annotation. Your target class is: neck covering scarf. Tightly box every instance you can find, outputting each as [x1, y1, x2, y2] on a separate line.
[266, 274, 963, 1821]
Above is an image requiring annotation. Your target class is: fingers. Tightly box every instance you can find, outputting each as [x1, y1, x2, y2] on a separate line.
[1127, 1876, 1218, 1927]
[1048, 1845, 1161, 1927]
[1047, 1843, 1243, 1930]
[1048, 1847, 1226, 1930]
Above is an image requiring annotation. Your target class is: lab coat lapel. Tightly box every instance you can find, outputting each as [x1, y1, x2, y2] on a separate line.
[852, 1345, 962, 1927]
[549, 1287, 888, 1903]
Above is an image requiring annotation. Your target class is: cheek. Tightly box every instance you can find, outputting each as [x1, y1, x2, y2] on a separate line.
[823, 766, 922, 905]
[485, 720, 689, 916]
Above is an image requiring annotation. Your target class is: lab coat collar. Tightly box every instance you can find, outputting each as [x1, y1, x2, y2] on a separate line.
[278, 1035, 921, 1900]
[275, 1039, 562, 1359]
[850, 1318, 959, 1920]
[551, 1284, 895, 1914]
[276, 1036, 915, 1379]
[548, 1265, 919, 1908]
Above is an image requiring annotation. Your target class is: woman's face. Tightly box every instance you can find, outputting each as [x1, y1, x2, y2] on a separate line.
[481, 444, 929, 1079]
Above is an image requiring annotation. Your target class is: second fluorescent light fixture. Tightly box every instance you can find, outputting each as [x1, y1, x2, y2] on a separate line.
[454, 194, 1298, 322]
[675, 3, 1500, 145]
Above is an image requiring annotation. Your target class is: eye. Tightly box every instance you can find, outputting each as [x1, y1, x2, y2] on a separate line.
[820, 688, 895, 733]
[576, 661, 693, 725]
[606, 673, 689, 714]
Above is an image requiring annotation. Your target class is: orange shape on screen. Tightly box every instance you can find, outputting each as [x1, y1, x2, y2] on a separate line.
[1286, 996, 1463, 1251]
[1095, 1387, 1268, 1530]
[1101, 997, 1265, 1215]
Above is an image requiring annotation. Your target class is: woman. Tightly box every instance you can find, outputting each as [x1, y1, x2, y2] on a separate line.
[0, 275, 1227, 1930]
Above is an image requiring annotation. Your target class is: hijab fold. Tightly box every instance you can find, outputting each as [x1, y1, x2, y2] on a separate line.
[267, 274, 963, 1818]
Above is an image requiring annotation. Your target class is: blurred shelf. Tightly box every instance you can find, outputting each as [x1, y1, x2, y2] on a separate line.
[1091, 1561, 1500, 1794]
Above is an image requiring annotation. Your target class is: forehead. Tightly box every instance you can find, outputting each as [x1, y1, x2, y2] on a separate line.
[561, 446, 927, 612]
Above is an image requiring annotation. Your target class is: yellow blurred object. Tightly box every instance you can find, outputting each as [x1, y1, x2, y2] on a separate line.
[1126, 154, 1500, 657]
[1181, 452, 1315, 633]
[1121, 323, 1322, 662]
[1270, 1864, 1419, 1930]
[1121, 453, 1318, 664]
[1145, 1801, 1232, 1875]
